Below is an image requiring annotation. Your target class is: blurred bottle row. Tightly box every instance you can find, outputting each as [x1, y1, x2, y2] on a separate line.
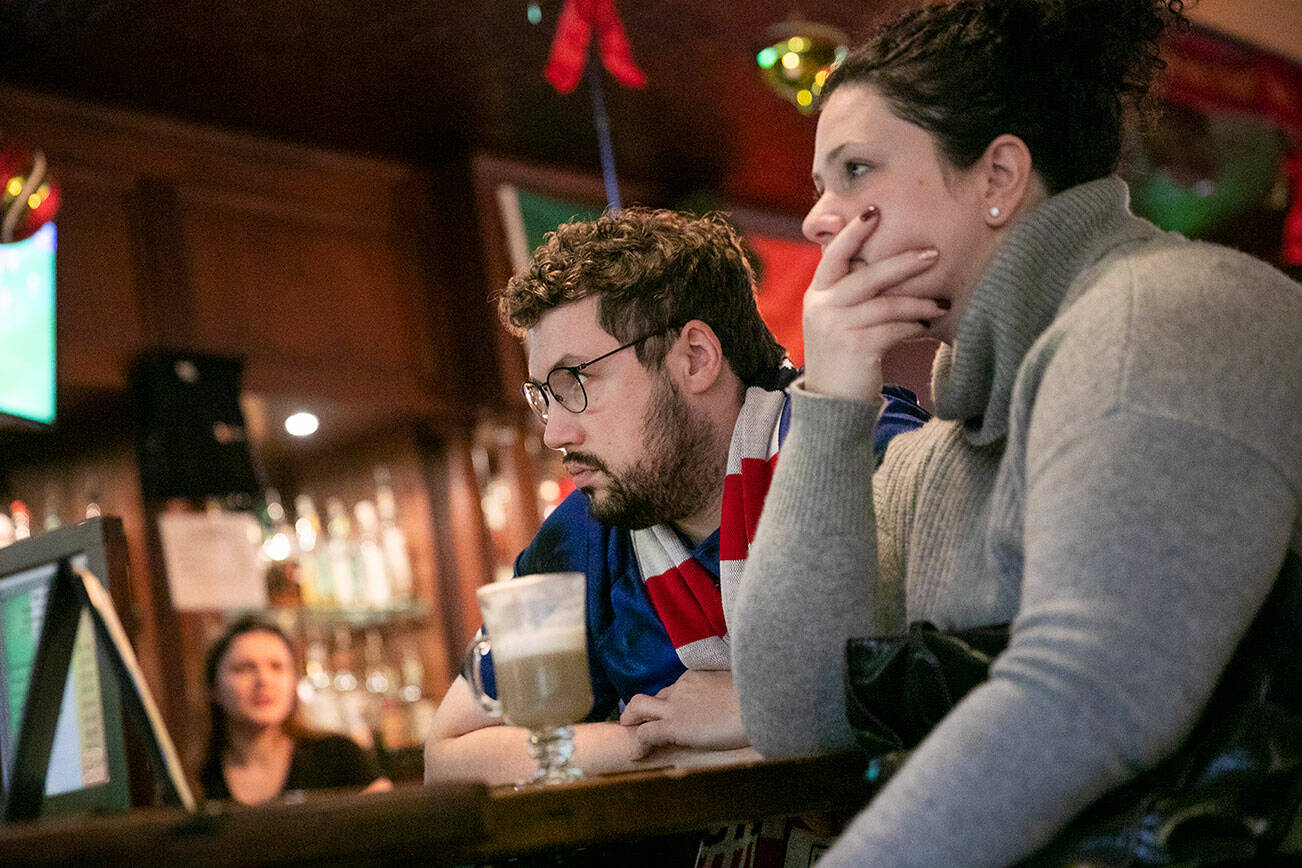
[257, 466, 415, 611]
[0, 499, 36, 546]
[295, 623, 436, 750]
[0, 482, 103, 547]
[0, 466, 418, 616]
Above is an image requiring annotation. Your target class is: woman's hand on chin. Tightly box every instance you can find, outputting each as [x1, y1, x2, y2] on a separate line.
[802, 208, 944, 402]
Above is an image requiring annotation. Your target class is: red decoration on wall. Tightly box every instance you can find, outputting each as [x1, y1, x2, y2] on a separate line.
[749, 235, 819, 368]
[1163, 28, 1302, 265]
[544, 0, 646, 95]
[0, 139, 60, 243]
[1164, 30, 1302, 140]
[1286, 155, 1302, 266]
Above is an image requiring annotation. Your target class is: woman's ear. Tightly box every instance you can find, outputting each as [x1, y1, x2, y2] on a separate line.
[671, 320, 726, 395]
[979, 134, 1044, 227]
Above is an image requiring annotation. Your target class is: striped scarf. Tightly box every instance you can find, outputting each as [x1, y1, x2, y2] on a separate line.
[631, 386, 787, 670]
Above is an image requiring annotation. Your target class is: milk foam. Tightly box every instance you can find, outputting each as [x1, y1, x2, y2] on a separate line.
[493, 625, 586, 661]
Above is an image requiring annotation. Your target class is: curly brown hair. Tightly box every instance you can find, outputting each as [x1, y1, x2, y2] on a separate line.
[821, 0, 1190, 194]
[498, 207, 786, 388]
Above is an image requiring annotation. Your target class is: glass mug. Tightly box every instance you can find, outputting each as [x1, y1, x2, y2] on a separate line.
[464, 571, 593, 786]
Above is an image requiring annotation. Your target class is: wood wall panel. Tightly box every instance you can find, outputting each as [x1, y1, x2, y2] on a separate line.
[0, 90, 417, 216]
[193, 225, 415, 369]
[181, 200, 445, 415]
[0, 86, 454, 415]
[44, 168, 145, 394]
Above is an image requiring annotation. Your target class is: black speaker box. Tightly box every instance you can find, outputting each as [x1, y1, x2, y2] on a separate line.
[130, 351, 261, 503]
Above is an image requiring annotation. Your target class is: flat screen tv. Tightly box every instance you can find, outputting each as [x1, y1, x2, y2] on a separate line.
[0, 222, 56, 429]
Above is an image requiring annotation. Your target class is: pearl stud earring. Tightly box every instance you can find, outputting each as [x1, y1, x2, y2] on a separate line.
[989, 206, 1001, 219]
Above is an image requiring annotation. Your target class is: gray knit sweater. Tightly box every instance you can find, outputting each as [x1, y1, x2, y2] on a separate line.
[732, 177, 1302, 867]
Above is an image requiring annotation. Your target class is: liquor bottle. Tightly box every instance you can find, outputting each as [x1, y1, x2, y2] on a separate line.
[10, 501, 31, 541]
[362, 629, 394, 696]
[397, 635, 438, 744]
[397, 636, 425, 704]
[42, 482, 62, 532]
[362, 629, 406, 747]
[294, 494, 332, 607]
[324, 497, 361, 609]
[298, 630, 344, 733]
[374, 466, 413, 604]
[83, 473, 102, 519]
[331, 626, 372, 747]
[303, 631, 333, 692]
[353, 500, 392, 608]
[259, 489, 301, 607]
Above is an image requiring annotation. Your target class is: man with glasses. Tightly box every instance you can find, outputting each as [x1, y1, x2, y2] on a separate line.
[425, 208, 928, 784]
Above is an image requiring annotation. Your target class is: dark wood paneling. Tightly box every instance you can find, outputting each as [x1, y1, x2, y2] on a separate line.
[179, 193, 440, 409]
[45, 168, 146, 395]
[0, 86, 455, 417]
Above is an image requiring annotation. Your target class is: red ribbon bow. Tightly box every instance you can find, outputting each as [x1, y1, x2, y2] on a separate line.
[544, 0, 647, 94]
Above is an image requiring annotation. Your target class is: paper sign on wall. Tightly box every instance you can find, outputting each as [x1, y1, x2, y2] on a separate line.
[157, 512, 267, 611]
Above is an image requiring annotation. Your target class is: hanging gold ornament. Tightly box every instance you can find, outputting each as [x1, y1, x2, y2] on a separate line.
[756, 18, 848, 114]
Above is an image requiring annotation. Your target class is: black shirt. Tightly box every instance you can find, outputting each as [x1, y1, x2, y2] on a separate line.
[201, 733, 382, 802]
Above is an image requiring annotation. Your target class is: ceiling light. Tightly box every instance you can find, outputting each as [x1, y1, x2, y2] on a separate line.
[284, 411, 319, 437]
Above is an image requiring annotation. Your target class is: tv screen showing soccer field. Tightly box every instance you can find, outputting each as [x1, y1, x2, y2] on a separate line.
[0, 222, 56, 427]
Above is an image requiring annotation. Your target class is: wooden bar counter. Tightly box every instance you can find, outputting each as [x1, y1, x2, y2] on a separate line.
[0, 752, 873, 865]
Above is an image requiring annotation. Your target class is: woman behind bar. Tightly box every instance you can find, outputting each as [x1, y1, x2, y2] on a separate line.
[200, 617, 391, 805]
[733, 0, 1302, 864]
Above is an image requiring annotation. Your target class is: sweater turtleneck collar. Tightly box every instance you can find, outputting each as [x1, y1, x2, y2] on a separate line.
[934, 176, 1157, 445]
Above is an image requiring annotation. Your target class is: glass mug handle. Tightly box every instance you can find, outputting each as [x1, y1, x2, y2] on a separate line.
[462, 630, 502, 717]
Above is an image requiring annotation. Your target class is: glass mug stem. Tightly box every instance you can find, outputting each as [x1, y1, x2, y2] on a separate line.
[527, 725, 581, 785]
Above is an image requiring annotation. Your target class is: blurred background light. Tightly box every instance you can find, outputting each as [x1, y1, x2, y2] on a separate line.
[756, 18, 848, 115]
[284, 411, 319, 437]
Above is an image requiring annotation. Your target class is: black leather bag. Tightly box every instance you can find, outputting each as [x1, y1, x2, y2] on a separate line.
[844, 570, 1302, 866]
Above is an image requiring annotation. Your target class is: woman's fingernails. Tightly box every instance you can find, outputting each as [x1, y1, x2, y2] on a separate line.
[860, 205, 879, 222]
[918, 248, 938, 260]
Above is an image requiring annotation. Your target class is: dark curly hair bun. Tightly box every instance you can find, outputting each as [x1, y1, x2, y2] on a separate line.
[823, 0, 1189, 193]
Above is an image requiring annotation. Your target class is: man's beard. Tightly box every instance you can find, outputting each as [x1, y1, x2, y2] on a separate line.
[574, 377, 721, 530]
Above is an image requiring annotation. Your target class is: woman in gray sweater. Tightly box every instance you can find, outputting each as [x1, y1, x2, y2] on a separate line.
[731, 1, 1302, 865]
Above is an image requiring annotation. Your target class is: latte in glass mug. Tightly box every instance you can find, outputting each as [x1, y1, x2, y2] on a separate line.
[492, 625, 593, 731]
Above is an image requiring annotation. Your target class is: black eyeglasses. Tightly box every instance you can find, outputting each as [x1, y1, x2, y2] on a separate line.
[523, 326, 675, 424]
